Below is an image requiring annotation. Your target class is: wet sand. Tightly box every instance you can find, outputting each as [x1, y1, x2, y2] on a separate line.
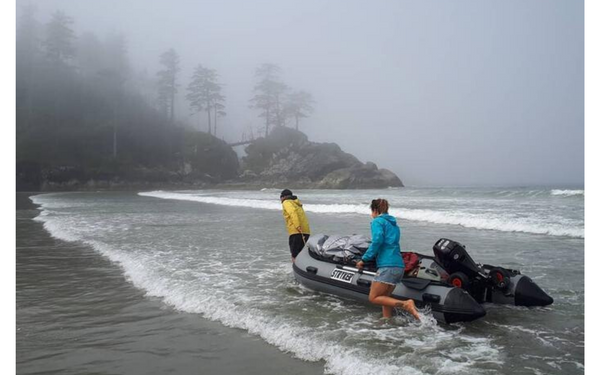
[16, 192, 324, 375]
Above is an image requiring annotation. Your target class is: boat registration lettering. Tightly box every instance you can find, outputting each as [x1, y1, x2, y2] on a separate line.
[330, 269, 355, 283]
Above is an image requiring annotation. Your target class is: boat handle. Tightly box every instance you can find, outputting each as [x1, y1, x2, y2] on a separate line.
[422, 293, 441, 303]
[337, 265, 376, 276]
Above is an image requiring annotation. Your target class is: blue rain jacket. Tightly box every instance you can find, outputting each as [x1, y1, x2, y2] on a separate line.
[361, 214, 405, 268]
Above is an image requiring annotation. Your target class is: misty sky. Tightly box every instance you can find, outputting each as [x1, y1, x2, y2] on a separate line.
[17, 0, 584, 187]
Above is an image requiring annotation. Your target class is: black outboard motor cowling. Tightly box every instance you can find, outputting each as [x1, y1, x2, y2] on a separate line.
[433, 239, 486, 279]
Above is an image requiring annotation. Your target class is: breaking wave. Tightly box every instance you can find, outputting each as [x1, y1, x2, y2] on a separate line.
[139, 191, 583, 238]
[551, 190, 584, 197]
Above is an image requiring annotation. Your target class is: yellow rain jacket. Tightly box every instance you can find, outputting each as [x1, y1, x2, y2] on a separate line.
[282, 198, 311, 235]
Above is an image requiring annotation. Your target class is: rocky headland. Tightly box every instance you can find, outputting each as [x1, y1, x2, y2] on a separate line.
[17, 127, 403, 191]
[237, 127, 403, 189]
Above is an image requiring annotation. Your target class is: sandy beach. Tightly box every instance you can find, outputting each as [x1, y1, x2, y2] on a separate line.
[16, 192, 324, 375]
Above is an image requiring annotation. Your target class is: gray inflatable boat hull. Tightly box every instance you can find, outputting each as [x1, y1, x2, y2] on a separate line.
[293, 249, 486, 324]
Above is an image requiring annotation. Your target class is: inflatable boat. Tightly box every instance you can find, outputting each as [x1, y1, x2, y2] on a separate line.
[293, 236, 553, 324]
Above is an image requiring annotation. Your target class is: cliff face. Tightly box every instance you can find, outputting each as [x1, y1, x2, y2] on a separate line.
[240, 127, 403, 189]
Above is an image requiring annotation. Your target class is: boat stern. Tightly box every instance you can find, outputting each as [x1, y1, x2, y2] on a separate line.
[514, 276, 554, 306]
[437, 287, 487, 324]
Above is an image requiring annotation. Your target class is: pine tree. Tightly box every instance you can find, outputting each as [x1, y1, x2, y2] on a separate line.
[16, 4, 40, 127]
[213, 99, 226, 138]
[102, 34, 129, 158]
[44, 10, 76, 66]
[156, 48, 180, 122]
[285, 90, 315, 131]
[249, 63, 288, 137]
[186, 64, 225, 135]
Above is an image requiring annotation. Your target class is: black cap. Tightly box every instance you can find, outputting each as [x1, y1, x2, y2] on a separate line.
[280, 189, 293, 198]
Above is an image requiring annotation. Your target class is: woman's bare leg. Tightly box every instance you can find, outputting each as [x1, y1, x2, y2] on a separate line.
[382, 305, 394, 318]
[368, 282, 400, 307]
[381, 284, 395, 318]
[369, 281, 420, 320]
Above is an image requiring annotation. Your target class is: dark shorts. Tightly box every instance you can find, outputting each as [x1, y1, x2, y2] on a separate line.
[289, 233, 310, 258]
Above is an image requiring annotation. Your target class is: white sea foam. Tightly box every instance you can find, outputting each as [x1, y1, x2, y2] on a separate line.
[140, 191, 283, 210]
[551, 189, 584, 197]
[397, 208, 583, 238]
[139, 191, 584, 238]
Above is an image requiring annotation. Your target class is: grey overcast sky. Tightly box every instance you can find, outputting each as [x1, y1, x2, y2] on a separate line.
[18, 0, 584, 187]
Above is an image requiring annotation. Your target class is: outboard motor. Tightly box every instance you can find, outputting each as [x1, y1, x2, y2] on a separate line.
[433, 239, 485, 278]
[433, 238, 511, 294]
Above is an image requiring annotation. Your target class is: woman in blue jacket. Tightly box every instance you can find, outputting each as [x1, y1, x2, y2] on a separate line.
[356, 199, 420, 320]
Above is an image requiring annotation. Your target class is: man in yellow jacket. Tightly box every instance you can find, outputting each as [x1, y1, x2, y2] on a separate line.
[280, 189, 311, 262]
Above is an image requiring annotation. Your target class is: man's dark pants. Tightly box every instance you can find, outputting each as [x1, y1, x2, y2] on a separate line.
[289, 233, 310, 258]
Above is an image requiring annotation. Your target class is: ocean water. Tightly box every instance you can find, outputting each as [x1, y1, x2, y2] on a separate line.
[27, 187, 584, 374]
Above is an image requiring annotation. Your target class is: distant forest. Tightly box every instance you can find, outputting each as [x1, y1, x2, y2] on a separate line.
[16, 6, 315, 189]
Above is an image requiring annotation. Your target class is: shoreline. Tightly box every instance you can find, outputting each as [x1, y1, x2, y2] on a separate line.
[17, 180, 403, 193]
[16, 192, 325, 375]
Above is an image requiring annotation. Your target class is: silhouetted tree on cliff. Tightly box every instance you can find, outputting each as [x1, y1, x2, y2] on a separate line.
[249, 63, 288, 136]
[284, 90, 314, 131]
[213, 94, 226, 138]
[186, 64, 225, 136]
